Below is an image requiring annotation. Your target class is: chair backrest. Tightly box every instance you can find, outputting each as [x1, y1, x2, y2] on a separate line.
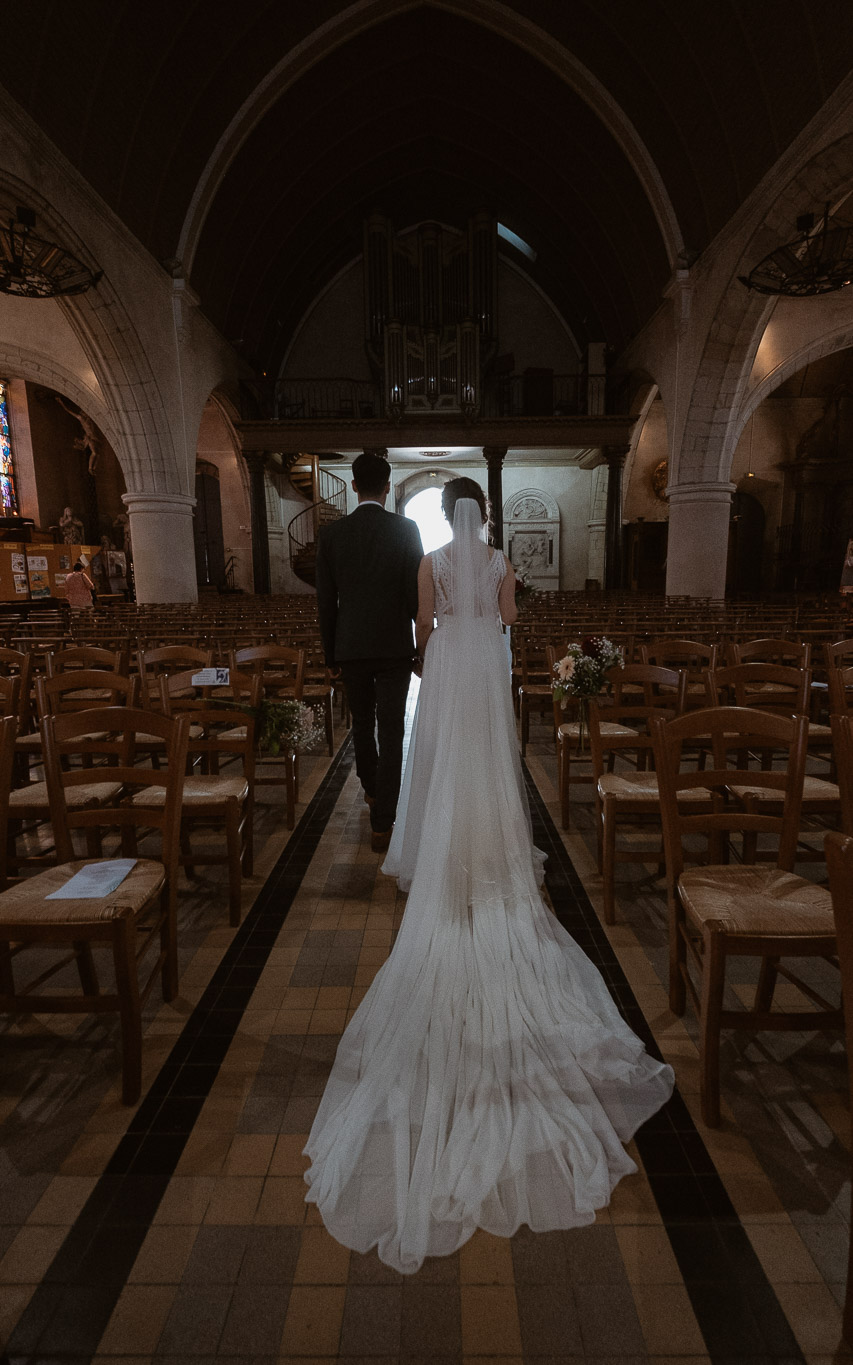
[588, 665, 687, 773]
[824, 638, 853, 671]
[828, 664, 853, 716]
[35, 670, 139, 720]
[137, 645, 213, 704]
[825, 829, 853, 1081]
[705, 662, 810, 715]
[651, 706, 809, 883]
[0, 647, 32, 729]
[159, 674, 257, 776]
[230, 645, 305, 700]
[46, 645, 126, 676]
[0, 674, 20, 721]
[831, 713, 853, 836]
[0, 713, 17, 890]
[41, 707, 190, 869]
[729, 637, 811, 668]
[641, 638, 717, 672]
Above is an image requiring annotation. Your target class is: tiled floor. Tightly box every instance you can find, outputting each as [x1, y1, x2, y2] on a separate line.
[0, 706, 850, 1363]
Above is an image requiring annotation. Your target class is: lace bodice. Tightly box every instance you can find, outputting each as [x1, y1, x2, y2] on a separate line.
[432, 544, 506, 621]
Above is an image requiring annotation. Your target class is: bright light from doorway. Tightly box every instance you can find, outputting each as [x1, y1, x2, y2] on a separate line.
[405, 487, 451, 552]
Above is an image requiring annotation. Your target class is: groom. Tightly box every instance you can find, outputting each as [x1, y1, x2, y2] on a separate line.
[315, 450, 424, 851]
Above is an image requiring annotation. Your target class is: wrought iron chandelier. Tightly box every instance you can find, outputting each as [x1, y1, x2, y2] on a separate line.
[739, 207, 853, 297]
[0, 206, 102, 298]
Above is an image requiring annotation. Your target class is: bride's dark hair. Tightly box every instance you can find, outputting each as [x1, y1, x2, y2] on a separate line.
[441, 477, 490, 526]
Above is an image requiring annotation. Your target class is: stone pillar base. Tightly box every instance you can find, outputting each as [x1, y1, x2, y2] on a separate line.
[122, 491, 197, 604]
[666, 481, 734, 599]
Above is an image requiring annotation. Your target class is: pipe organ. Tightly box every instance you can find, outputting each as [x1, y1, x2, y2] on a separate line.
[364, 214, 498, 418]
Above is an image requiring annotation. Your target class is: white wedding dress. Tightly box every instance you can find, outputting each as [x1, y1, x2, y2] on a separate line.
[303, 500, 674, 1274]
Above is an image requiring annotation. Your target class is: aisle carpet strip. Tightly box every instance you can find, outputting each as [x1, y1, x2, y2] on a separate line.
[2, 740, 355, 1365]
[523, 762, 806, 1364]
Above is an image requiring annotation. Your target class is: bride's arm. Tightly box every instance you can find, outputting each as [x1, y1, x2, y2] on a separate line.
[499, 555, 518, 626]
[415, 555, 435, 659]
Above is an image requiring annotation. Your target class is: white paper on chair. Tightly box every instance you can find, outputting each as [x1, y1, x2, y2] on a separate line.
[191, 667, 230, 686]
[46, 859, 138, 899]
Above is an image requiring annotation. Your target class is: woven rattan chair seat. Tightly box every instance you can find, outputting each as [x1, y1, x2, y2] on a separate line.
[597, 772, 711, 802]
[10, 780, 122, 811]
[559, 721, 636, 739]
[131, 775, 248, 806]
[728, 775, 840, 803]
[0, 858, 165, 926]
[678, 865, 834, 937]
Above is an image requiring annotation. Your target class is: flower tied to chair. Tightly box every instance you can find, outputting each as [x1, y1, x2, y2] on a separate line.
[552, 636, 624, 749]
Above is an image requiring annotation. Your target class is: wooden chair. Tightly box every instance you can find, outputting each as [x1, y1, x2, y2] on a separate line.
[827, 664, 853, 716]
[640, 639, 718, 710]
[300, 644, 336, 756]
[518, 638, 556, 755]
[652, 706, 839, 1126]
[229, 645, 305, 702]
[46, 645, 127, 676]
[589, 665, 689, 925]
[825, 828, 853, 1345]
[0, 714, 17, 890]
[35, 670, 139, 722]
[137, 644, 213, 707]
[158, 673, 256, 925]
[552, 649, 639, 831]
[0, 707, 190, 1104]
[706, 663, 839, 860]
[728, 638, 811, 668]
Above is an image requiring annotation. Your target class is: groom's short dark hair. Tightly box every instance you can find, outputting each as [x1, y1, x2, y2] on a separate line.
[352, 451, 391, 495]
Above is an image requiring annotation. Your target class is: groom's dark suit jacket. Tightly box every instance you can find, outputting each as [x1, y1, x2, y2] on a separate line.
[315, 503, 423, 666]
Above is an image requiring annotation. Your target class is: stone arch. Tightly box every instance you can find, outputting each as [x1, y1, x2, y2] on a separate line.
[177, 0, 682, 273]
[194, 387, 254, 593]
[0, 173, 181, 495]
[393, 467, 465, 512]
[676, 126, 853, 490]
[622, 380, 662, 513]
[0, 343, 116, 449]
[730, 319, 853, 445]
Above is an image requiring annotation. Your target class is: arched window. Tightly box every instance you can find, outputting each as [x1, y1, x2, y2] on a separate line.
[0, 380, 19, 514]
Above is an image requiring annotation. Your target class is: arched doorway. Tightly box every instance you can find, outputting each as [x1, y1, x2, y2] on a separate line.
[404, 486, 451, 552]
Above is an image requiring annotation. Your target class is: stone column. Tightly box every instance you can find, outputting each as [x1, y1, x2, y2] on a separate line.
[603, 445, 629, 590]
[244, 452, 271, 595]
[483, 447, 507, 549]
[122, 491, 197, 604]
[666, 480, 735, 598]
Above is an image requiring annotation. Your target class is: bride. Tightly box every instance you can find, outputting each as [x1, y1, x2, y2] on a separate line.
[303, 478, 673, 1274]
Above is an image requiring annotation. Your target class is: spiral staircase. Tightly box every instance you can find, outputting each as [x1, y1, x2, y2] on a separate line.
[286, 454, 348, 586]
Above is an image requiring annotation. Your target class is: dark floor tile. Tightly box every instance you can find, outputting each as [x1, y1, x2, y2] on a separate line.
[280, 1095, 321, 1133]
[218, 1281, 291, 1354]
[516, 1282, 583, 1355]
[238, 1226, 303, 1284]
[511, 1227, 569, 1284]
[347, 1247, 406, 1284]
[182, 1225, 250, 1283]
[575, 1280, 647, 1355]
[562, 1224, 628, 1284]
[0, 1174, 52, 1223]
[401, 1282, 461, 1355]
[37, 1282, 121, 1355]
[237, 1096, 293, 1134]
[156, 1282, 233, 1355]
[687, 1282, 769, 1356]
[339, 1284, 403, 1355]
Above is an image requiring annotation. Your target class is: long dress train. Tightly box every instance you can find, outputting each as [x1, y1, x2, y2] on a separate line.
[304, 506, 673, 1274]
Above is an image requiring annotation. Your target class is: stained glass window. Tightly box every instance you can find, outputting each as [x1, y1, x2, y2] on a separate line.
[0, 379, 18, 515]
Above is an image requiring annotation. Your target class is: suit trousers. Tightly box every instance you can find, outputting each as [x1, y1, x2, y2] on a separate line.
[340, 657, 413, 832]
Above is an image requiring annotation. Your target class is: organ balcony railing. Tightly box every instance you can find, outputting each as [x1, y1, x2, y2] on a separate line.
[276, 371, 585, 420]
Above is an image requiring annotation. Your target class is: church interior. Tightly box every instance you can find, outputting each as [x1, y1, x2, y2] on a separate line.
[2, 2, 853, 1360]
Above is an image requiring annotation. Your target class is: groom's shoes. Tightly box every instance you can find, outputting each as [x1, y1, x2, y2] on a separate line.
[370, 826, 393, 853]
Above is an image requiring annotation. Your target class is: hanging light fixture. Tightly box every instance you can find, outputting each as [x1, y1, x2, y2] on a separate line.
[0, 206, 102, 298]
[738, 206, 853, 297]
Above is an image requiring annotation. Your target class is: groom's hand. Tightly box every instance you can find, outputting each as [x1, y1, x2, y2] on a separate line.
[411, 653, 423, 678]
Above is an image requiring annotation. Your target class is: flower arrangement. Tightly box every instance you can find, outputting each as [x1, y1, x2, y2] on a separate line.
[552, 636, 624, 747]
[514, 570, 537, 607]
[254, 699, 320, 757]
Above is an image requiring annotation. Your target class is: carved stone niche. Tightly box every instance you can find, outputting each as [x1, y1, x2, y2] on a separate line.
[504, 487, 560, 590]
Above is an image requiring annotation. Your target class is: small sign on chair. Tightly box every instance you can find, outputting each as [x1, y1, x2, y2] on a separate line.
[191, 668, 230, 686]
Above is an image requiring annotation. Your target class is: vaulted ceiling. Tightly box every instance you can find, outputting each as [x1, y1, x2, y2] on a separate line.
[2, 0, 851, 372]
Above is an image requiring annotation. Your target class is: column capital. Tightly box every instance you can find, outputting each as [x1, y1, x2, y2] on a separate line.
[362, 446, 388, 459]
[482, 445, 507, 467]
[667, 480, 735, 505]
[242, 450, 269, 469]
[603, 443, 631, 464]
[122, 491, 196, 512]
